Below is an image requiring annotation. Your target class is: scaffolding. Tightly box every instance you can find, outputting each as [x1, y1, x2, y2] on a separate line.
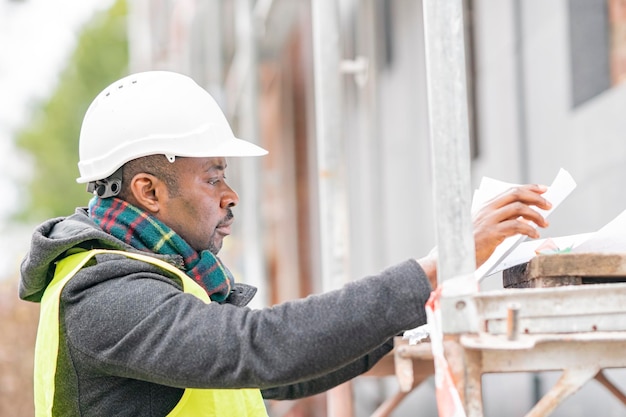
[126, 0, 626, 415]
[390, 1, 626, 416]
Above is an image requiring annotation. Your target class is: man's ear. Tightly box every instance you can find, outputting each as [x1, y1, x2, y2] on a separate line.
[128, 173, 165, 214]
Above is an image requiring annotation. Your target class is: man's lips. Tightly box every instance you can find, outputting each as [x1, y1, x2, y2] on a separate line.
[216, 209, 234, 236]
[216, 220, 233, 235]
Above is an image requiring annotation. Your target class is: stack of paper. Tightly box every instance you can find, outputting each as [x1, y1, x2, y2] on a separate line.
[489, 209, 626, 276]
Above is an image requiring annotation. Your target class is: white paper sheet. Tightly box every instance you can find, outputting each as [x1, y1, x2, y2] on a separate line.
[488, 233, 593, 275]
[487, 208, 626, 275]
[571, 209, 626, 254]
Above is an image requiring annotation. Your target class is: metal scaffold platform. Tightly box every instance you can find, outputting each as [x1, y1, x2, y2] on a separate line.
[391, 253, 626, 416]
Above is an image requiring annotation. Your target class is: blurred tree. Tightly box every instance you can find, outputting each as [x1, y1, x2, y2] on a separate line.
[15, 0, 128, 222]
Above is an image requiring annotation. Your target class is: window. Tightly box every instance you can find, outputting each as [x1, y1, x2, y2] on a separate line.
[569, 0, 611, 107]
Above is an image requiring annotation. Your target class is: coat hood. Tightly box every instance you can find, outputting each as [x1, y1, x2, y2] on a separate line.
[19, 208, 129, 302]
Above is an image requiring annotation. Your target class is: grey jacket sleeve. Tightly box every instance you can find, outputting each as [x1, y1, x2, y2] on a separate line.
[260, 338, 394, 400]
[62, 255, 431, 390]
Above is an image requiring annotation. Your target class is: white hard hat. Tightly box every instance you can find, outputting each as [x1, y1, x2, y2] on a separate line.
[77, 71, 267, 184]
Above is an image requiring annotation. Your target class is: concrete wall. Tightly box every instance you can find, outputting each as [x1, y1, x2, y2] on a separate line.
[344, 0, 436, 282]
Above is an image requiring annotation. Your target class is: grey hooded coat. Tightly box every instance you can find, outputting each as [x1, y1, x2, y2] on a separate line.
[19, 208, 432, 416]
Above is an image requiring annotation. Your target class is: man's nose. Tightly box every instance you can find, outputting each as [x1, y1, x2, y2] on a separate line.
[221, 184, 239, 208]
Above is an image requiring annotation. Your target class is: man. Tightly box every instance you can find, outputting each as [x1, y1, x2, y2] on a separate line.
[20, 71, 551, 416]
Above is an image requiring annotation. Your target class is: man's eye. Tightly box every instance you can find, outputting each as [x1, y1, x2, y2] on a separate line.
[208, 176, 226, 185]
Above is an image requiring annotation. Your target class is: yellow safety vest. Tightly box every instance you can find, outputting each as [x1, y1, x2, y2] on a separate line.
[34, 249, 268, 417]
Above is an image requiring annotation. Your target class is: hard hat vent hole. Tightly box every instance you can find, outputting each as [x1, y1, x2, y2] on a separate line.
[105, 92, 110, 97]
[118, 84, 123, 89]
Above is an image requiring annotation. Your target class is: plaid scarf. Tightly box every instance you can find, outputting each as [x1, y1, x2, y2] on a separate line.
[88, 196, 234, 302]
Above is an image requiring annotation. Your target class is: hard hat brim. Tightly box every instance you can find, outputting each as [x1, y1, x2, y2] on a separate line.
[76, 136, 268, 184]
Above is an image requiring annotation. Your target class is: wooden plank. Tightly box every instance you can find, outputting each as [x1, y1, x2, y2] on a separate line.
[503, 253, 626, 288]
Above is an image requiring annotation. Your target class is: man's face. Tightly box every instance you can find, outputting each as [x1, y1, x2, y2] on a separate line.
[157, 157, 238, 254]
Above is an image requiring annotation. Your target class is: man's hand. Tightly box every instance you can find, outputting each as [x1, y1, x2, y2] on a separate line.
[417, 184, 551, 289]
[473, 184, 551, 268]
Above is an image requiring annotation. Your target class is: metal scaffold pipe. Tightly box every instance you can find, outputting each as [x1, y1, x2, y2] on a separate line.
[311, 0, 351, 294]
[423, 0, 476, 285]
[235, 0, 267, 307]
[311, 1, 353, 416]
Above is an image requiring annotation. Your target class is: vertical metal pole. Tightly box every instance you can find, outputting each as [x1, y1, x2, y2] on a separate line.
[422, 0, 476, 285]
[311, 0, 351, 293]
[235, 0, 268, 308]
[512, 1, 543, 404]
[311, 1, 353, 416]
[513, 0, 530, 183]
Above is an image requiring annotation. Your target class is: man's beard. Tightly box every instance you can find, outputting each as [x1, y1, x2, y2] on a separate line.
[207, 238, 219, 255]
